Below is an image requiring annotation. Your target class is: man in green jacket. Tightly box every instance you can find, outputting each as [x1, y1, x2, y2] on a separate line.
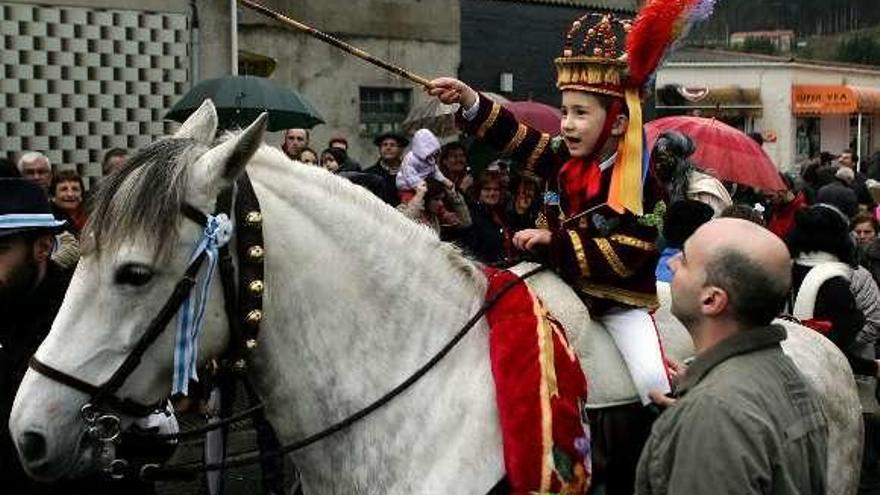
[636, 218, 828, 494]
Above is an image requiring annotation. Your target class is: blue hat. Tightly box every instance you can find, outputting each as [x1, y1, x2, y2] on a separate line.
[0, 178, 66, 238]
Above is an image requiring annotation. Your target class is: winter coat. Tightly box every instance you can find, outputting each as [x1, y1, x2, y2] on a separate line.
[791, 257, 876, 377]
[462, 201, 513, 266]
[636, 325, 827, 494]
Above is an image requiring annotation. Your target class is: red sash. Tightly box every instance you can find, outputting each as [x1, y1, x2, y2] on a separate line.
[484, 267, 591, 494]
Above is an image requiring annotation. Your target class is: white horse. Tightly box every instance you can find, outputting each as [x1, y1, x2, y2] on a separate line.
[10, 102, 861, 494]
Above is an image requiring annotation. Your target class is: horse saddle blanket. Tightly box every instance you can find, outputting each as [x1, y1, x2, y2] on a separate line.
[483, 267, 591, 495]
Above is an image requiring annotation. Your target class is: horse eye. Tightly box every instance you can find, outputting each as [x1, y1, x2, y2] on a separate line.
[115, 263, 155, 287]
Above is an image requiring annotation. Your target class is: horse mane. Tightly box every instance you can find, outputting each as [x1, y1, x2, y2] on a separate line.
[246, 145, 486, 293]
[83, 137, 202, 257]
[82, 134, 484, 294]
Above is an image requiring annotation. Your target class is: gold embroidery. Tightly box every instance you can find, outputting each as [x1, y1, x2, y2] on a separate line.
[567, 230, 590, 277]
[476, 102, 502, 139]
[594, 237, 631, 277]
[527, 133, 551, 170]
[536, 212, 549, 230]
[576, 281, 659, 309]
[533, 295, 556, 491]
[610, 234, 656, 251]
[502, 123, 529, 154]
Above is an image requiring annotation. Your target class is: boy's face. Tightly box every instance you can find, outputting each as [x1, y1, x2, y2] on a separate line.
[561, 91, 624, 158]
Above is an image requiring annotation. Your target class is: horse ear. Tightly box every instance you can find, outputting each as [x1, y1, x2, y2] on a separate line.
[196, 112, 268, 189]
[173, 99, 218, 144]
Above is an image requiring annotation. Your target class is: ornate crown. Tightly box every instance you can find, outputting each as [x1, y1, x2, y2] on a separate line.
[554, 14, 633, 97]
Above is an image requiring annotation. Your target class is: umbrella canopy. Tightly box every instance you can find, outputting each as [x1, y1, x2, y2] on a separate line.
[505, 101, 562, 136]
[166, 75, 324, 131]
[402, 92, 510, 137]
[645, 116, 786, 192]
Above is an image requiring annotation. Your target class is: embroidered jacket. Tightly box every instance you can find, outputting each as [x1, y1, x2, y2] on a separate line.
[458, 96, 662, 310]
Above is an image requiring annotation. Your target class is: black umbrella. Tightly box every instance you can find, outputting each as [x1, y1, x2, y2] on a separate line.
[166, 75, 324, 131]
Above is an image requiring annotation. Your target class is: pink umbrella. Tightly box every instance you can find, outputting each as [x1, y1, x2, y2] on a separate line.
[504, 101, 562, 136]
[645, 116, 786, 192]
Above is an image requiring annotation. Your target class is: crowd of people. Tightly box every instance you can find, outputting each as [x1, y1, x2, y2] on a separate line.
[5, 105, 880, 494]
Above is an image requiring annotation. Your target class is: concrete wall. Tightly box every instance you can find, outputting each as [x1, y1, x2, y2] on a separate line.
[239, 0, 460, 165]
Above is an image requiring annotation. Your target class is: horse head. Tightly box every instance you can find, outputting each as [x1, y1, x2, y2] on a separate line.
[10, 100, 267, 481]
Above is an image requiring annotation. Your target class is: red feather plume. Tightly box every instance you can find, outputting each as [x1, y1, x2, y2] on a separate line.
[625, 0, 699, 88]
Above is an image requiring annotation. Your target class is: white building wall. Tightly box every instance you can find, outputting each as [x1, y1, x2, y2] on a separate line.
[657, 61, 880, 173]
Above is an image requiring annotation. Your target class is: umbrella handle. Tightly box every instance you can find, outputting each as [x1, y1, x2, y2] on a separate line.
[239, 0, 433, 88]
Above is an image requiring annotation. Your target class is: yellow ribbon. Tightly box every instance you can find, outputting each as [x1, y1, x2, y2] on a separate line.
[607, 88, 644, 216]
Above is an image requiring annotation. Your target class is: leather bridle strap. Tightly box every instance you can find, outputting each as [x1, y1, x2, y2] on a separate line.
[28, 203, 212, 417]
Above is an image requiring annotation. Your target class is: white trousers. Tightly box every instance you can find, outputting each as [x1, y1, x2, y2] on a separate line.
[599, 307, 671, 406]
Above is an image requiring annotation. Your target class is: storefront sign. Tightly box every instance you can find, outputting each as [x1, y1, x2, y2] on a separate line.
[792, 85, 857, 114]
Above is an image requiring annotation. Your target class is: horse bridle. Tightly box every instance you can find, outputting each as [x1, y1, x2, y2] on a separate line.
[26, 173, 548, 482]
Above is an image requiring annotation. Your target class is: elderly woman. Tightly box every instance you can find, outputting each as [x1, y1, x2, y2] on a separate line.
[652, 131, 733, 216]
[50, 170, 87, 236]
[462, 170, 514, 265]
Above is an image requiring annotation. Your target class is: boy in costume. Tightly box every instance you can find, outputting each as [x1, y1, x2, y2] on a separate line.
[430, 0, 718, 490]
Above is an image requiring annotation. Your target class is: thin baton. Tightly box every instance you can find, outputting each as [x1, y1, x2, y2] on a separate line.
[238, 0, 433, 88]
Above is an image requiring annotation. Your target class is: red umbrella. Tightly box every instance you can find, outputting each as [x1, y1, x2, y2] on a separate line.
[645, 116, 786, 192]
[504, 101, 562, 136]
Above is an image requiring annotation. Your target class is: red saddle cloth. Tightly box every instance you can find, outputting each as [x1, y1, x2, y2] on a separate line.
[484, 268, 591, 494]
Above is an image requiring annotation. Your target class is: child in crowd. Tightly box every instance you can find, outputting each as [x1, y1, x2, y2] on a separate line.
[395, 128, 452, 195]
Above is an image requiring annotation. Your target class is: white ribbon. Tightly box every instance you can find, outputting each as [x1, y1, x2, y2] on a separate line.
[172, 213, 233, 395]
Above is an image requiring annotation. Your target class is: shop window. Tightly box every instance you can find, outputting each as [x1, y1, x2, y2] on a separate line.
[796, 117, 821, 162]
[849, 115, 873, 165]
[359, 87, 411, 138]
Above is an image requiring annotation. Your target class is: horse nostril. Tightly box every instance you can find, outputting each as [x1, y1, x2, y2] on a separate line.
[19, 431, 48, 465]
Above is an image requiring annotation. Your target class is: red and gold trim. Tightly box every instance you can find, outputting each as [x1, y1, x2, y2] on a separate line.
[476, 101, 502, 139]
[577, 280, 659, 309]
[527, 133, 551, 170]
[503, 123, 529, 155]
[610, 234, 656, 252]
[594, 237, 631, 278]
[568, 230, 590, 277]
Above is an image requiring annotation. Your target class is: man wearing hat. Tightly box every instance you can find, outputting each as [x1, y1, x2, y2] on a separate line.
[0, 178, 72, 492]
[365, 131, 409, 206]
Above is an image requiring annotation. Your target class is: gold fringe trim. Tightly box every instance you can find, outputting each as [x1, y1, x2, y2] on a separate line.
[476, 102, 501, 139]
[533, 295, 557, 491]
[527, 133, 551, 171]
[610, 234, 656, 252]
[568, 230, 590, 277]
[555, 57, 625, 93]
[594, 237, 632, 278]
[503, 123, 529, 155]
[576, 281, 659, 309]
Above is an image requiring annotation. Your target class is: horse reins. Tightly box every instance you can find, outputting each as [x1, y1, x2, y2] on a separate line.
[27, 174, 548, 481]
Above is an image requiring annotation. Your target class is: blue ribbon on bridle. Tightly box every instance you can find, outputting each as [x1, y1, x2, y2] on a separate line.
[172, 213, 233, 395]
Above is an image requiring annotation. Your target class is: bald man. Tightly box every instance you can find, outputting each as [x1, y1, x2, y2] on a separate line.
[636, 219, 828, 494]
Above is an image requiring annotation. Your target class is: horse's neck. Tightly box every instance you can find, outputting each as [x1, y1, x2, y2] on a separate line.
[241, 153, 502, 492]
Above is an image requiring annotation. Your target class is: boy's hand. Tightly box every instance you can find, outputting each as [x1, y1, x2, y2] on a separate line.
[428, 78, 478, 108]
[513, 229, 552, 252]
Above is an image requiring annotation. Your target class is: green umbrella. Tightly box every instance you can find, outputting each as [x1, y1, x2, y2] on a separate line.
[166, 75, 324, 131]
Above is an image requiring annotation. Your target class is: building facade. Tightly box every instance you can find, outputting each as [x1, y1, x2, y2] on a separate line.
[238, 0, 460, 165]
[460, 0, 638, 106]
[0, 0, 231, 185]
[656, 48, 880, 173]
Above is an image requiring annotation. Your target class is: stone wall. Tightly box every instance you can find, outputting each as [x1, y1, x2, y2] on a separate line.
[239, 0, 460, 165]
